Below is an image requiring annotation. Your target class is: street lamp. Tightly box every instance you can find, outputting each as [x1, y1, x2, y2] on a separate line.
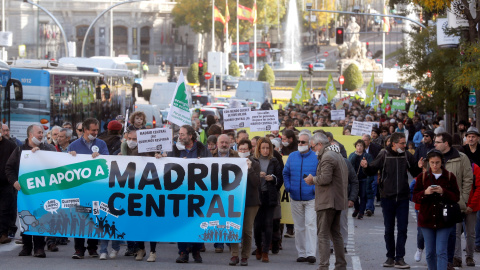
[23, 0, 69, 57]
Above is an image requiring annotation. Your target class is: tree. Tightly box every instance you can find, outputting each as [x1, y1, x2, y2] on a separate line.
[343, 63, 363, 91]
[258, 63, 275, 87]
[187, 63, 199, 84]
[229, 60, 240, 77]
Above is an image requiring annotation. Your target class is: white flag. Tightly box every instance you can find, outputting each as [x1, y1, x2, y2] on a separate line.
[167, 71, 191, 127]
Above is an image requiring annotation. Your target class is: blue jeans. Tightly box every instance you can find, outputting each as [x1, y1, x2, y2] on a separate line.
[416, 212, 424, 249]
[381, 198, 409, 260]
[366, 175, 378, 213]
[475, 211, 480, 247]
[421, 226, 452, 270]
[354, 179, 367, 215]
[447, 225, 456, 263]
[100, 240, 120, 254]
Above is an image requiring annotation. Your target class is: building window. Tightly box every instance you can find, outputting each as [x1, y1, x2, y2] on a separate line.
[140, 26, 150, 63]
[76, 25, 95, 57]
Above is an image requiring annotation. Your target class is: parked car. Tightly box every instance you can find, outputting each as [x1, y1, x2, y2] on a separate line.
[206, 75, 239, 90]
[192, 94, 213, 106]
[312, 63, 325, 71]
[376, 82, 418, 99]
[301, 61, 313, 70]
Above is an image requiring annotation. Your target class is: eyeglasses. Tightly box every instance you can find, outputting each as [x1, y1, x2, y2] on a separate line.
[298, 140, 308, 144]
[423, 135, 429, 138]
[434, 141, 444, 144]
[77, 129, 83, 132]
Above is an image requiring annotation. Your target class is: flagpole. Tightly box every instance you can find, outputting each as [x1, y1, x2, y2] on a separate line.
[253, 0, 257, 76]
[226, 0, 229, 76]
[212, 0, 215, 51]
[236, 0, 239, 64]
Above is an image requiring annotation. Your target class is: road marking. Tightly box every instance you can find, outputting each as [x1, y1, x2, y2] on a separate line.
[0, 242, 20, 253]
[352, 256, 363, 270]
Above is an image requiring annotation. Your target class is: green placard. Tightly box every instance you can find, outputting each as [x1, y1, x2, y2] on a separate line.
[391, 99, 406, 110]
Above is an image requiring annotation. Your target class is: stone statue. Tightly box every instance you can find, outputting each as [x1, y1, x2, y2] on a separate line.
[345, 17, 360, 43]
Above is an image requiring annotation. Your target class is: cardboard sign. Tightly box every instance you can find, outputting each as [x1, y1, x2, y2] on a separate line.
[137, 128, 173, 153]
[330, 110, 345, 121]
[223, 107, 251, 130]
[248, 110, 279, 132]
[351, 121, 375, 136]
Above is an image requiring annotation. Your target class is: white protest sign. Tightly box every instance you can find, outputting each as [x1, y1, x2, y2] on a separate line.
[330, 110, 345, 120]
[223, 107, 251, 130]
[137, 128, 173, 153]
[248, 110, 279, 132]
[124, 109, 129, 133]
[351, 121, 374, 136]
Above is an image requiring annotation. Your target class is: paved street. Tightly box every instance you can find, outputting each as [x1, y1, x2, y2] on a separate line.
[2, 203, 480, 269]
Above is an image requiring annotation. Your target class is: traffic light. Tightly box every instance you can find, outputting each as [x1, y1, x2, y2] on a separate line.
[308, 64, 313, 75]
[336, 27, 344, 45]
[198, 61, 203, 78]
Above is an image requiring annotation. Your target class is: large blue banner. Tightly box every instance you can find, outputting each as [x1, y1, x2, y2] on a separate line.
[17, 151, 248, 243]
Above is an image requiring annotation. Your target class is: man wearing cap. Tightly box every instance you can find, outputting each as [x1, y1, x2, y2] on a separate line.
[98, 120, 123, 155]
[463, 127, 480, 166]
[414, 130, 435, 162]
[67, 118, 109, 259]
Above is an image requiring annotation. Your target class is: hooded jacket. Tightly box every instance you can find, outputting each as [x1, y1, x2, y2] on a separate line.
[363, 147, 421, 201]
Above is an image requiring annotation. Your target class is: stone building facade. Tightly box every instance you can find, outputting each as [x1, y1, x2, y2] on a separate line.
[4, 0, 199, 66]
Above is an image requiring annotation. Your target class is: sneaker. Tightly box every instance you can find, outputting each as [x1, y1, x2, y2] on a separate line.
[366, 209, 373, 216]
[240, 258, 248, 266]
[33, 249, 46, 258]
[215, 247, 224, 253]
[229, 256, 239, 266]
[176, 252, 189, 263]
[135, 249, 146, 261]
[99, 253, 107, 260]
[192, 251, 202, 263]
[147, 252, 156, 262]
[475, 246, 480, 253]
[48, 243, 59, 252]
[88, 249, 99, 257]
[352, 210, 359, 218]
[394, 258, 410, 269]
[466, 257, 475, 266]
[414, 248, 423, 262]
[58, 238, 68, 245]
[0, 234, 11, 244]
[296, 257, 307, 262]
[18, 248, 32, 256]
[109, 250, 118, 259]
[383, 257, 395, 267]
[284, 228, 295, 238]
[453, 257, 462, 267]
[307, 256, 316, 263]
[124, 248, 136, 256]
[7, 231, 15, 238]
[72, 249, 84, 259]
[357, 214, 364, 220]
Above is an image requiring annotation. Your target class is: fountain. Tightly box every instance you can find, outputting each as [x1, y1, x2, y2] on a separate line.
[282, 0, 301, 69]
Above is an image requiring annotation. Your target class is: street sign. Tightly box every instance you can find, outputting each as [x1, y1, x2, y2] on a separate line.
[204, 72, 212, 80]
[469, 94, 476, 106]
[338, 75, 345, 85]
[323, 51, 329, 57]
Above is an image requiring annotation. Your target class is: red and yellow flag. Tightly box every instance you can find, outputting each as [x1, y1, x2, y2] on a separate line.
[214, 6, 226, 24]
[226, 4, 230, 23]
[250, 3, 257, 24]
[237, 4, 252, 21]
[383, 5, 390, 33]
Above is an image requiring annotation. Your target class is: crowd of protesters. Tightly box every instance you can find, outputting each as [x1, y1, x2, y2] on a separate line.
[1, 97, 480, 270]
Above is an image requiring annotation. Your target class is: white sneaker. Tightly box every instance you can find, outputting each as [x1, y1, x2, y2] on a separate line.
[135, 249, 146, 261]
[147, 252, 156, 262]
[109, 250, 118, 259]
[99, 253, 108, 260]
[414, 248, 423, 262]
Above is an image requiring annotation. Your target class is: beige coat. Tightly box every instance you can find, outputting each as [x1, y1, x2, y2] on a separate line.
[313, 147, 348, 211]
[444, 150, 473, 211]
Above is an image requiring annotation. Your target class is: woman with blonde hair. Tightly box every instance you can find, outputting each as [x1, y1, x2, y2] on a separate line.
[252, 137, 283, 263]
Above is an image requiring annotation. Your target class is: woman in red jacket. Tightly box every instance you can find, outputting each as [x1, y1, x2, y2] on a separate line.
[413, 150, 460, 270]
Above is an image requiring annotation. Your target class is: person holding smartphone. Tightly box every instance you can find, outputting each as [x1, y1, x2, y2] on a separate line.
[413, 150, 460, 270]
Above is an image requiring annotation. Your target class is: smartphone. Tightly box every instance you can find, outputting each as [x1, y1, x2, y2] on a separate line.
[431, 185, 438, 188]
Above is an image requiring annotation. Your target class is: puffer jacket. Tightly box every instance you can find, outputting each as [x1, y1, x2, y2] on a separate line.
[283, 150, 317, 201]
[363, 147, 421, 201]
[443, 147, 473, 211]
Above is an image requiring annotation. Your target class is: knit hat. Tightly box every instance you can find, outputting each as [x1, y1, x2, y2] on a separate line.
[107, 120, 123, 131]
[424, 130, 434, 139]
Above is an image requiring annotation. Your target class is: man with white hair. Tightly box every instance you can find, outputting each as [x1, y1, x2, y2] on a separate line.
[6, 124, 56, 257]
[283, 132, 318, 263]
[55, 128, 72, 152]
[50, 126, 61, 146]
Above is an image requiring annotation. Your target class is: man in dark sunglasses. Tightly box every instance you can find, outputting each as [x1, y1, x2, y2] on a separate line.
[75, 123, 83, 139]
[414, 129, 434, 162]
